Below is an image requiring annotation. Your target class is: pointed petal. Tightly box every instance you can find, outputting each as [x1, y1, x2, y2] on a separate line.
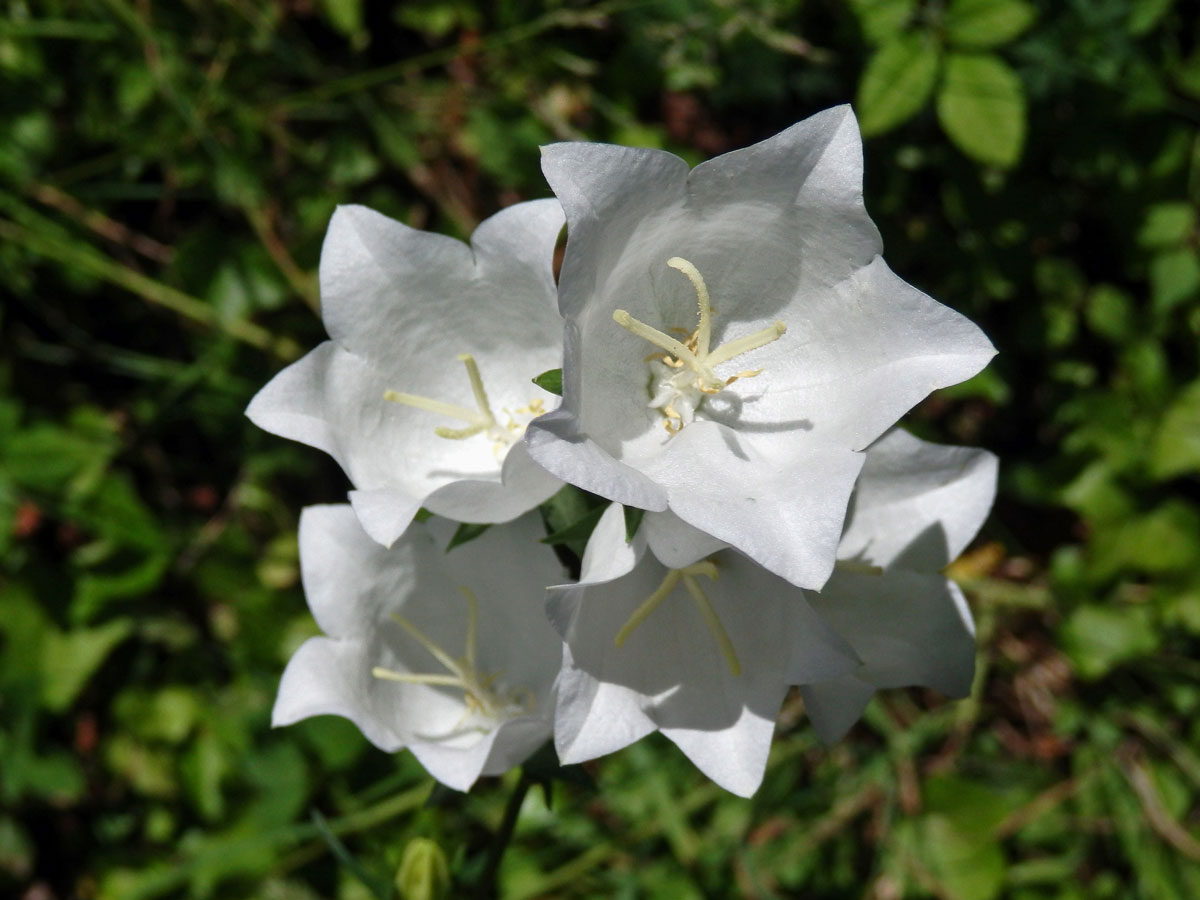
[809, 571, 976, 698]
[348, 487, 424, 549]
[800, 677, 876, 744]
[645, 422, 863, 590]
[661, 703, 779, 798]
[742, 257, 996, 449]
[541, 142, 690, 319]
[272, 636, 405, 752]
[578, 502, 646, 584]
[553, 648, 657, 764]
[840, 428, 999, 571]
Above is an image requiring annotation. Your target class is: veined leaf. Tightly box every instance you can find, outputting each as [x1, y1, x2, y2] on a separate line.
[857, 33, 941, 136]
[937, 52, 1026, 167]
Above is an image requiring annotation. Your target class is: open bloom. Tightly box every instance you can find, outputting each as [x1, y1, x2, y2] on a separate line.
[526, 106, 995, 589]
[247, 200, 565, 548]
[546, 504, 859, 797]
[801, 428, 998, 742]
[273, 507, 565, 791]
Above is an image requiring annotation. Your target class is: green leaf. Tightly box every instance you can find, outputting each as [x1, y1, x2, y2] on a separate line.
[540, 504, 608, 552]
[40, 618, 133, 712]
[1128, 0, 1175, 36]
[945, 0, 1036, 49]
[532, 368, 563, 396]
[937, 52, 1027, 168]
[848, 0, 917, 45]
[1085, 285, 1135, 342]
[1151, 380, 1200, 480]
[857, 34, 941, 136]
[623, 506, 645, 542]
[446, 522, 492, 552]
[1138, 202, 1196, 248]
[1149, 248, 1200, 314]
[1061, 605, 1158, 680]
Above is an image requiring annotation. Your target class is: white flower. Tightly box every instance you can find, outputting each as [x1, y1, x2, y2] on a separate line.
[247, 200, 565, 548]
[546, 504, 859, 797]
[526, 106, 995, 589]
[273, 507, 565, 791]
[801, 428, 998, 742]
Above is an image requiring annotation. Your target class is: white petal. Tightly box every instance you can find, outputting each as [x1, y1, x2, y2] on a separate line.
[525, 406, 669, 510]
[645, 422, 864, 590]
[553, 648, 657, 764]
[643, 510, 728, 569]
[299, 504, 417, 638]
[348, 487, 424, 549]
[799, 677, 876, 744]
[272, 636, 406, 752]
[548, 545, 858, 790]
[320, 202, 564, 379]
[245, 342, 348, 470]
[578, 502, 646, 585]
[422, 439, 563, 525]
[738, 257, 996, 450]
[808, 571, 976, 698]
[541, 142, 690, 319]
[409, 715, 553, 792]
[660, 704, 778, 798]
[840, 428, 999, 571]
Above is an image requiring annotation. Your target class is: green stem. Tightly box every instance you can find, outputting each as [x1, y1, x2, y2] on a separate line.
[477, 773, 533, 899]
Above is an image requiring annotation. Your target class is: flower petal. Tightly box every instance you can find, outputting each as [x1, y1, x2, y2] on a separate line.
[643, 510, 728, 569]
[806, 571, 976, 698]
[799, 677, 877, 744]
[421, 439, 562, 525]
[660, 704, 779, 798]
[734, 257, 996, 450]
[645, 421, 864, 590]
[840, 428, 999, 571]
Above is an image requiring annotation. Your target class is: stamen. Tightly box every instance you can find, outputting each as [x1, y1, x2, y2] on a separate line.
[457, 354, 494, 420]
[615, 570, 681, 647]
[383, 389, 484, 426]
[680, 574, 741, 676]
[613, 310, 715, 384]
[667, 257, 712, 358]
[612, 559, 740, 676]
[460, 586, 479, 671]
[704, 320, 787, 368]
[389, 612, 464, 677]
[371, 668, 464, 687]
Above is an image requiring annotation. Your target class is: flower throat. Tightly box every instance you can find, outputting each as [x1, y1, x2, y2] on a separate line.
[613, 257, 787, 434]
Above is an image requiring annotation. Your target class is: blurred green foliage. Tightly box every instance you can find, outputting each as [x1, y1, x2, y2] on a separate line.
[1, 0, 1199, 897]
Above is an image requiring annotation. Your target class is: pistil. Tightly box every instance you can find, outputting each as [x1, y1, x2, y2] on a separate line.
[613, 257, 787, 433]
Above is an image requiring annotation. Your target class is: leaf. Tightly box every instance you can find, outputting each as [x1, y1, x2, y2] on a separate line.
[1149, 248, 1200, 314]
[446, 522, 492, 552]
[1137, 202, 1196, 248]
[848, 0, 917, 45]
[532, 368, 563, 396]
[1151, 380, 1200, 480]
[936, 52, 1026, 168]
[40, 618, 133, 712]
[539, 504, 608, 553]
[1128, 0, 1175, 36]
[945, 0, 1036, 49]
[1085, 285, 1134, 342]
[857, 34, 941, 136]
[1062, 606, 1158, 680]
[623, 506, 645, 542]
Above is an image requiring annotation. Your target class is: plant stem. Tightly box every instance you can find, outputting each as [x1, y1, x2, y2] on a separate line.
[477, 773, 533, 899]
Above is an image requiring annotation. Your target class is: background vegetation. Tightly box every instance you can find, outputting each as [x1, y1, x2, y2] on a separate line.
[2, 0, 1200, 897]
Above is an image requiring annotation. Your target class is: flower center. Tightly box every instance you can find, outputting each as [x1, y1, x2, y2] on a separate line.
[372, 586, 532, 736]
[613, 559, 741, 676]
[384, 354, 545, 455]
[613, 257, 787, 434]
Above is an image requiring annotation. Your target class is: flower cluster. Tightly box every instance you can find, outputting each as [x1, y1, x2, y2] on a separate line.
[249, 105, 997, 796]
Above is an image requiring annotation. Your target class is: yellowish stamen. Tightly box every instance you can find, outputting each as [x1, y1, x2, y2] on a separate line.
[372, 586, 522, 719]
[613, 257, 788, 430]
[613, 560, 741, 676]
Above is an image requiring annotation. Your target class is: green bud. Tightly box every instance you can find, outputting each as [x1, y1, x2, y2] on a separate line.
[395, 837, 450, 900]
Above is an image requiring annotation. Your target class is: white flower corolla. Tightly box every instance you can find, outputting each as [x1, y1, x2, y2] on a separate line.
[546, 504, 859, 797]
[273, 507, 565, 791]
[246, 200, 565, 548]
[800, 428, 999, 743]
[525, 106, 996, 590]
